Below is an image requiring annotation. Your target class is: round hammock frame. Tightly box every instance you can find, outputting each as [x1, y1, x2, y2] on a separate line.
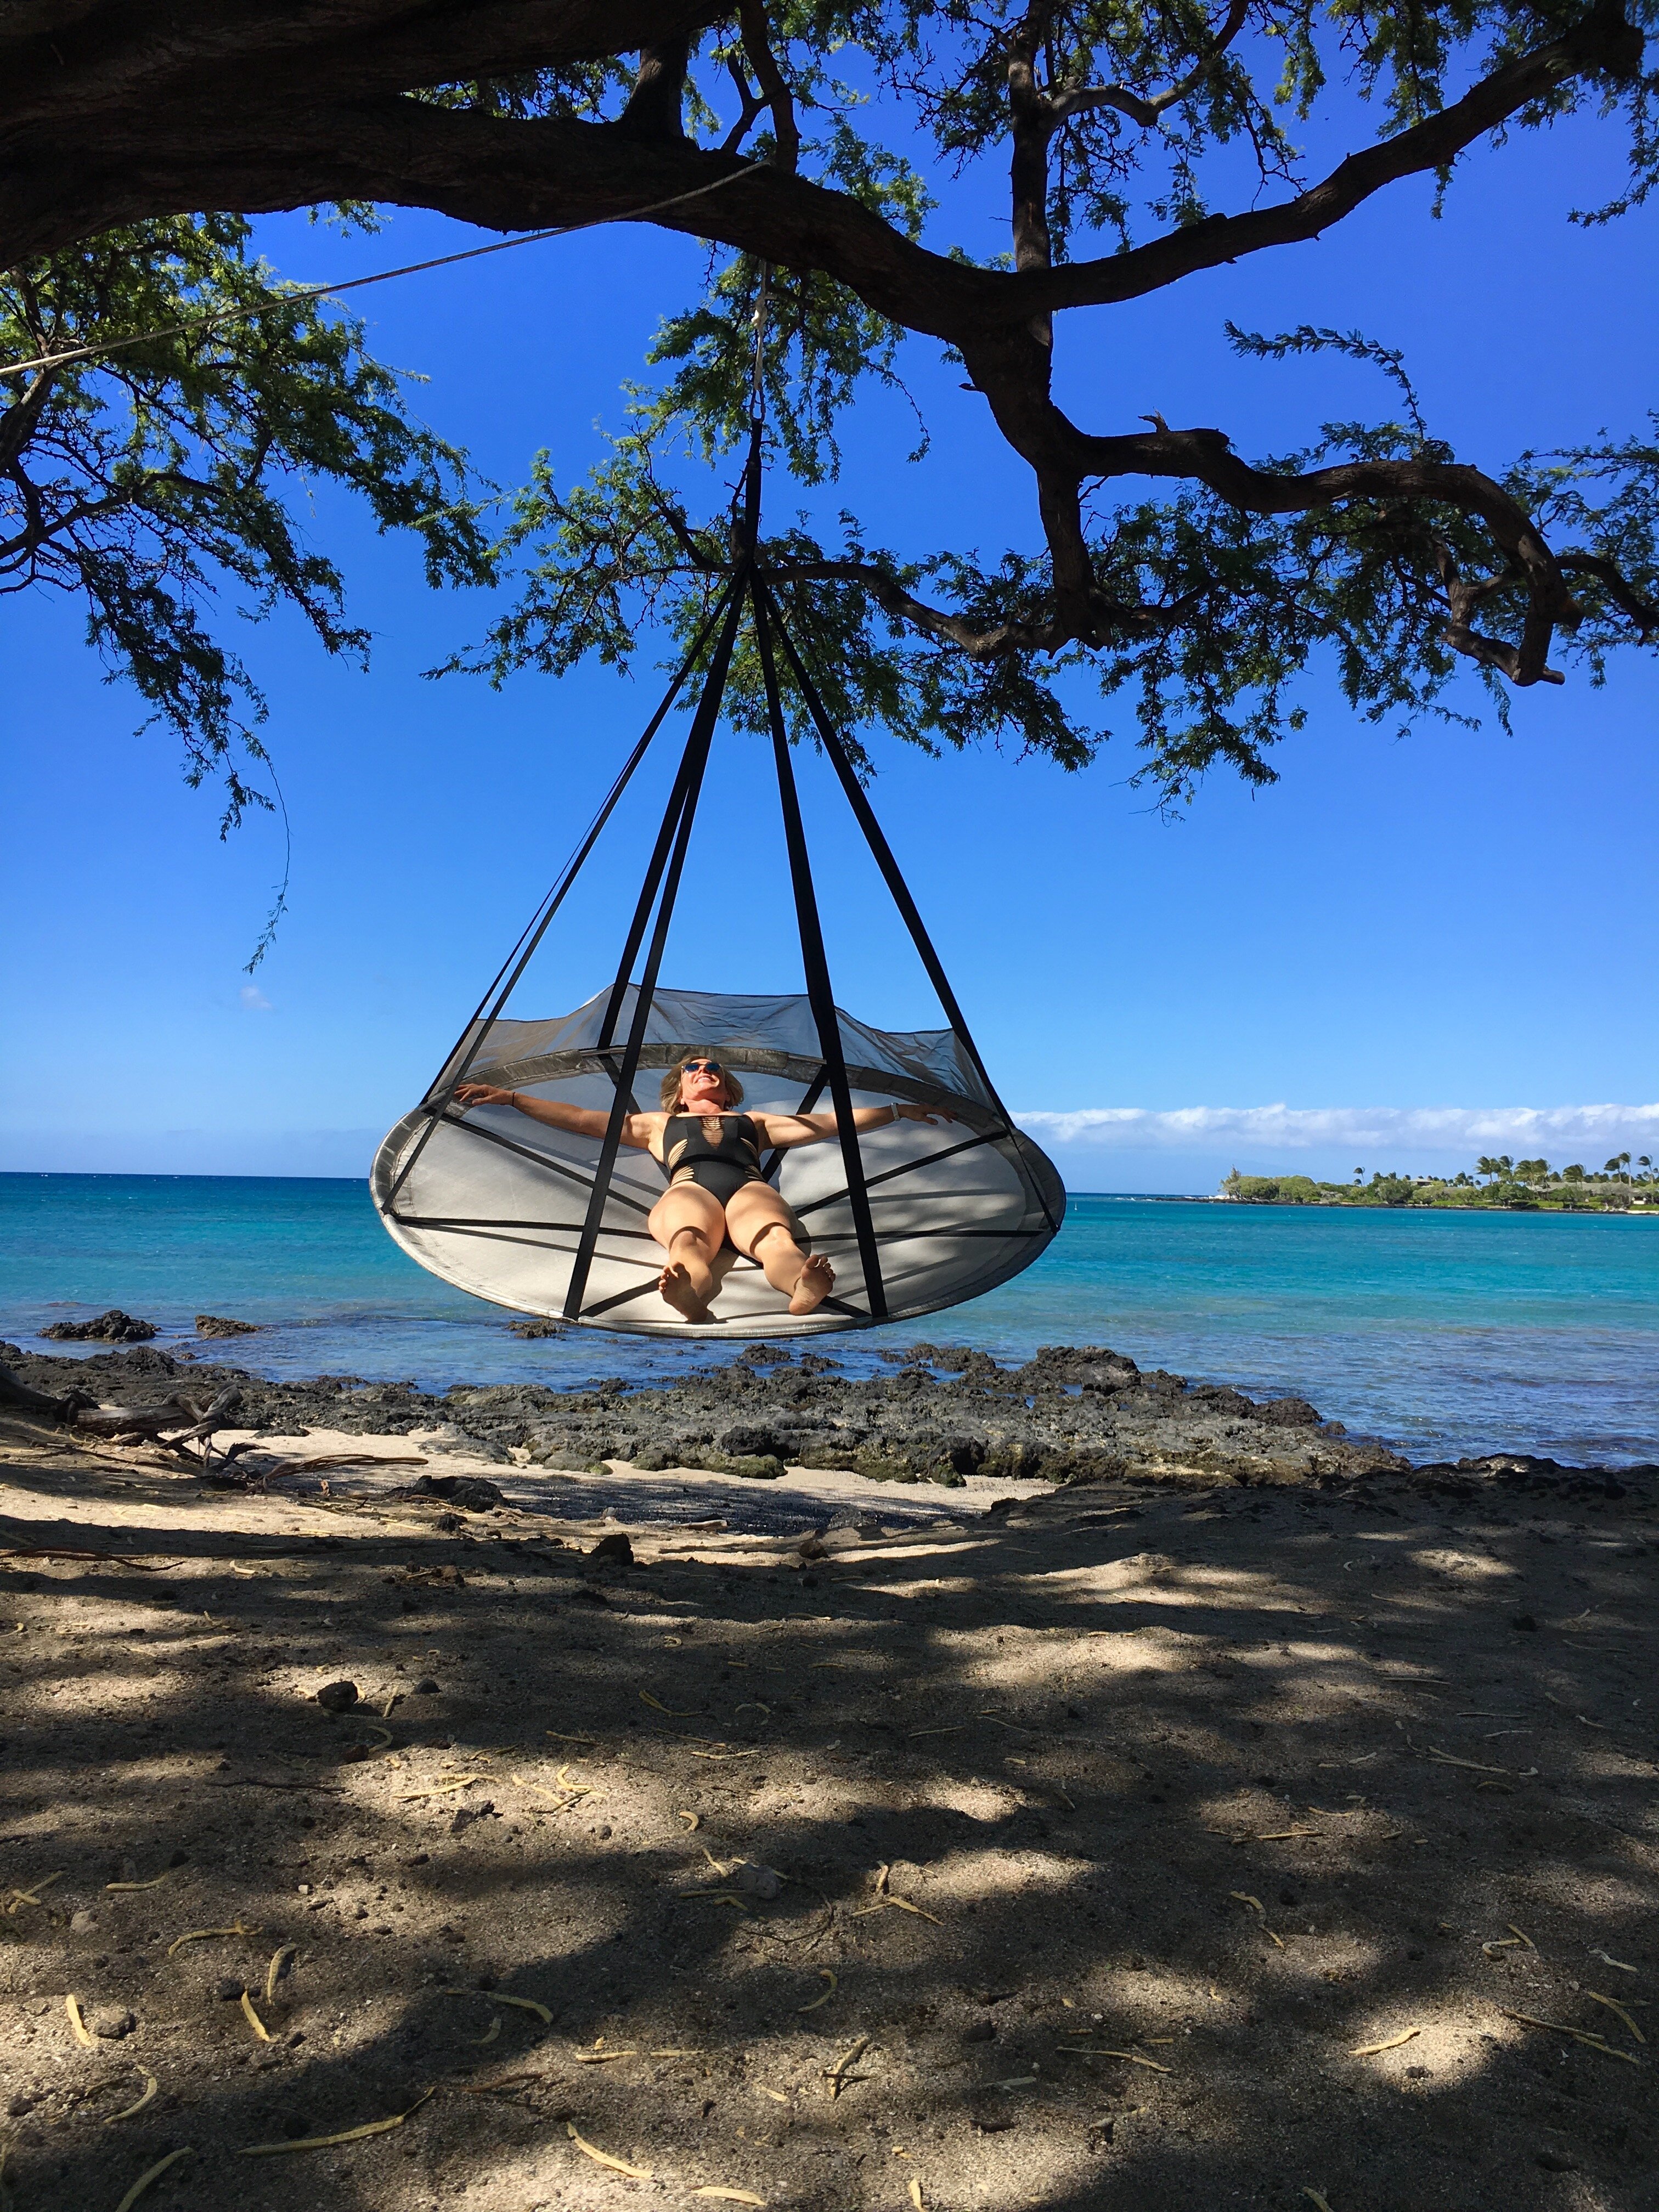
[372, 448, 1063, 1338]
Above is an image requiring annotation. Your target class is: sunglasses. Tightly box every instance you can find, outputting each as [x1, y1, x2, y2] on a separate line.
[682, 1059, 723, 1075]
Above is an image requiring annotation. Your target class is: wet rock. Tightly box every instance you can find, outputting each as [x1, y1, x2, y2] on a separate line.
[195, 1314, 261, 1336]
[41, 1309, 156, 1342]
[1253, 1397, 1322, 1427]
[510, 1318, 566, 1338]
[315, 1680, 359, 1713]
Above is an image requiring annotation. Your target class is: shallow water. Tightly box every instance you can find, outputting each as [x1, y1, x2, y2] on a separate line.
[3, 1174, 1656, 1465]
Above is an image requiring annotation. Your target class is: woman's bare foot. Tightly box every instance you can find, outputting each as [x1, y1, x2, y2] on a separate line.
[788, 1252, 836, 1315]
[659, 1260, 714, 1322]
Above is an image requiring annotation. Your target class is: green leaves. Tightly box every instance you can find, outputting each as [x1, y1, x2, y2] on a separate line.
[1, 213, 494, 847]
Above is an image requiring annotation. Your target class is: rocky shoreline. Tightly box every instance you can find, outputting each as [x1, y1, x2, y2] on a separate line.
[4, 1336, 1648, 1504]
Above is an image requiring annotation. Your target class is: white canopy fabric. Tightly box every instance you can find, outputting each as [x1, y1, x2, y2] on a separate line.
[373, 984, 1063, 1338]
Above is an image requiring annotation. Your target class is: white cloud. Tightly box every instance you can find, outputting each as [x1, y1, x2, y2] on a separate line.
[1013, 1103, 1659, 1155]
[239, 984, 272, 1011]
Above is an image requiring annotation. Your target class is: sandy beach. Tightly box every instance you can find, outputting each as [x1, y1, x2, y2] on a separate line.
[2, 1354, 1655, 2212]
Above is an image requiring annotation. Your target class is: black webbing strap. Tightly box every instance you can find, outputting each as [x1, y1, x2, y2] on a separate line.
[383, 577, 741, 1210]
[594, 595, 747, 1061]
[760, 1065, 826, 1186]
[754, 575, 1057, 1234]
[752, 582, 887, 1320]
[562, 580, 747, 1320]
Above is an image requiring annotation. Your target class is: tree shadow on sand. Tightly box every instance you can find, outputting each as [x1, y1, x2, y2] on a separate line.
[2, 1428, 1655, 2210]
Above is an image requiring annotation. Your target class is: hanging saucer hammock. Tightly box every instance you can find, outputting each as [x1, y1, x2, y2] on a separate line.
[372, 460, 1062, 1338]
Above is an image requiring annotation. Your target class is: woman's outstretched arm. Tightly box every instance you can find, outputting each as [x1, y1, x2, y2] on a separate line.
[452, 1083, 658, 1150]
[755, 1102, 955, 1150]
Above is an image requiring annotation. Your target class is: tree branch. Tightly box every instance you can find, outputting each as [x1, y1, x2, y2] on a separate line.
[1024, 3, 1644, 315]
[737, 0, 799, 174]
[1043, 411, 1575, 680]
[1049, 0, 1251, 129]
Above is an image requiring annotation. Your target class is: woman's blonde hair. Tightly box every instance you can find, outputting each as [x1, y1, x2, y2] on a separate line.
[660, 1051, 744, 1111]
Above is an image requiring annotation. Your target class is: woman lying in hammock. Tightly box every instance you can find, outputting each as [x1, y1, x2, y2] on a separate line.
[454, 1051, 952, 1323]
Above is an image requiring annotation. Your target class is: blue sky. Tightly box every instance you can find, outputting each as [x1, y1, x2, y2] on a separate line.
[3, 64, 1656, 1193]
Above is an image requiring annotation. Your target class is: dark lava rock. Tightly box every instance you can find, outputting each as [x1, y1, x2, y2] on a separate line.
[6, 1335, 1645, 1502]
[89, 2006, 136, 2038]
[195, 1314, 261, 1336]
[112, 1345, 178, 1376]
[213, 1977, 245, 2003]
[1511, 1613, 1540, 1633]
[587, 1532, 635, 1570]
[414, 1678, 442, 1695]
[40, 1309, 156, 1342]
[718, 1423, 783, 1459]
[1253, 1397, 1322, 1427]
[708, 1452, 786, 1481]
[510, 1319, 566, 1338]
[413, 1473, 505, 1513]
[315, 1680, 359, 1713]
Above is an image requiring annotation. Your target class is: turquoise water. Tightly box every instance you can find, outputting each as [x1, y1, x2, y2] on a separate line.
[3, 1173, 1657, 1466]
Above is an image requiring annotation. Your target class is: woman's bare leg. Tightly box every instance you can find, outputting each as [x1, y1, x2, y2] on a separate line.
[724, 1187, 835, 1316]
[647, 1186, 726, 1322]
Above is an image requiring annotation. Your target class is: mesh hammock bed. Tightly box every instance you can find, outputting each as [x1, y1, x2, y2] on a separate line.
[372, 555, 1062, 1339]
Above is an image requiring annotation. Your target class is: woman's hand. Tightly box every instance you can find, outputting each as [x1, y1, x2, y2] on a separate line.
[894, 1102, 957, 1127]
[454, 1082, 516, 1110]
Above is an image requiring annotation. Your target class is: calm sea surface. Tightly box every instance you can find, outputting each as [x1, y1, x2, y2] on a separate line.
[3, 1175, 1657, 1466]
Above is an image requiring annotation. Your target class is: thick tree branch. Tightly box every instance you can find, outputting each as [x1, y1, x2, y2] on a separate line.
[737, 0, 799, 174]
[2, 9, 1638, 336]
[617, 37, 693, 142]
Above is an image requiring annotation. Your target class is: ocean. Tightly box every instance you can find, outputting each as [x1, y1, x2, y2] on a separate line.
[3, 1173, 1657, 1467]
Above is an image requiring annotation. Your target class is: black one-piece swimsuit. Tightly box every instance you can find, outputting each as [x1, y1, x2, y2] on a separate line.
[660, 1113, 766, 1206]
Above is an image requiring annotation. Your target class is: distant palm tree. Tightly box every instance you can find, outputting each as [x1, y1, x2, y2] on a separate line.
[1640, 1155, 1652, 1184]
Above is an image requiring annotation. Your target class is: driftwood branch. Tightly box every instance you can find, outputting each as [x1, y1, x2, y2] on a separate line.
[0, 1358, 95, 1421]
[68, 1385, 244, 1442]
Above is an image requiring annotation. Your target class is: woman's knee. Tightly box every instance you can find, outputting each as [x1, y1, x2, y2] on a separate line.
[746, 1216, 803, 1260]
